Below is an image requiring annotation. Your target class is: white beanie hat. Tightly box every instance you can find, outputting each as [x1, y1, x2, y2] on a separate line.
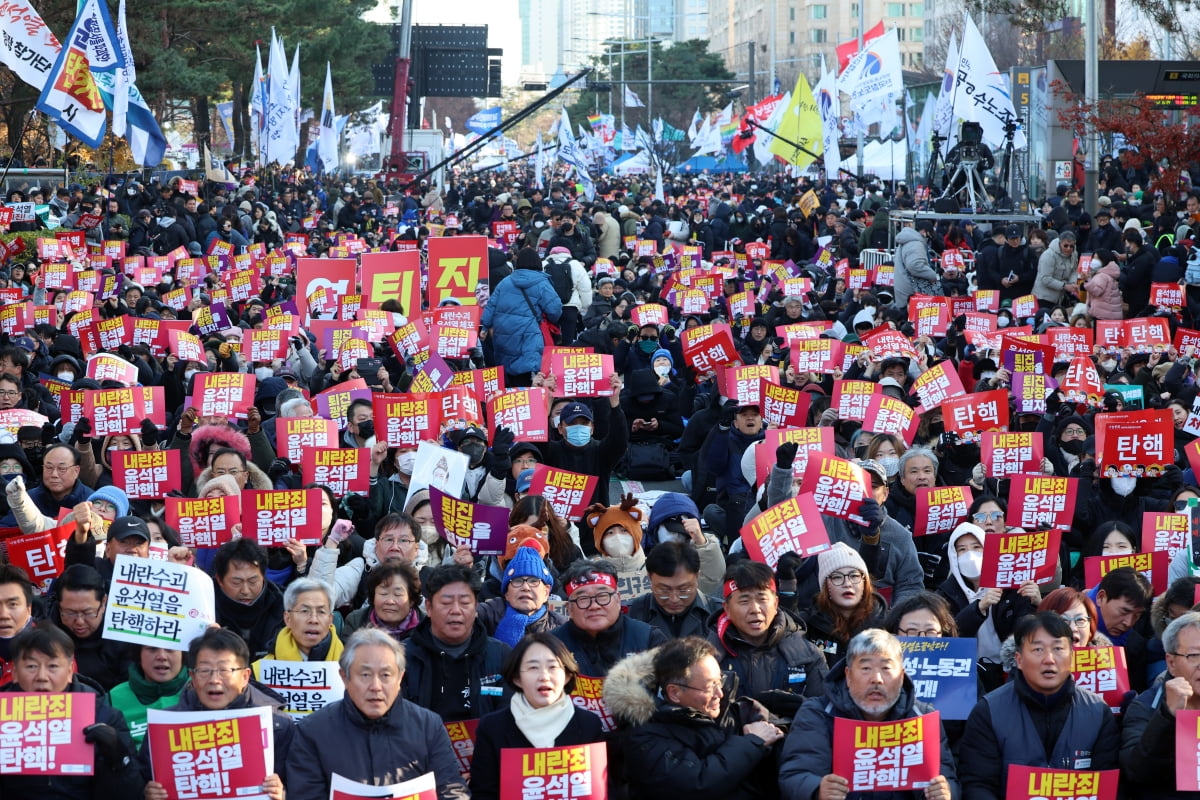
[817, 542, 870, 588]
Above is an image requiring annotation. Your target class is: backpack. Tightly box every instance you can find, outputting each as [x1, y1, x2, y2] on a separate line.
[546, 258, 575, 304]
[1186, 247, 1200, 285]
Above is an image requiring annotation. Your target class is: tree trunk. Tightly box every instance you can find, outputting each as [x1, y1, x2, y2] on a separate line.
[232, 81, 247, 162]
[194, 95, 211, 151]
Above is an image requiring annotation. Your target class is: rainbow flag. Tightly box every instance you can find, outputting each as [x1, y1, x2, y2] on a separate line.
[720, 114, 741, 143]
[587, 113, 602, 131]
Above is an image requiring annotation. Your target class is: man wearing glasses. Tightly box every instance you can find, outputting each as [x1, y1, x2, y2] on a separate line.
[1121, 610, 1200, 794]
[140, 628, 293, 800]
[611, 636, 784, 800]
[552, 559, 667, 678]
[628, 541, 717, 640]
[477, 545, 566, 646]
[310, 512, 424, 609]
[52, 564, 133, 691]
[0, 443, 93, 528]
[1033, 229, 1080, 310]
[1086, 566, 1154, 691]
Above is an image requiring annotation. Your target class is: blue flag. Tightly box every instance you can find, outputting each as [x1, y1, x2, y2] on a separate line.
[465, 107, 502, 136]
[899, 637, 978, 720]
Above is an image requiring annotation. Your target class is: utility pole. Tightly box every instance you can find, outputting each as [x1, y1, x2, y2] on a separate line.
[748, 42, 756, 104]
[855, 0, 865, 179]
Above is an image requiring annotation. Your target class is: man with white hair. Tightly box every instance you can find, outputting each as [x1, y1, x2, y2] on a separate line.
[285, 629, 469, 800]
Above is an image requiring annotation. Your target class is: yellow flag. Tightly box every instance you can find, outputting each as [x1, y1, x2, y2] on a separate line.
[797, 189, 820, 218]
[769, 72, 824, 168]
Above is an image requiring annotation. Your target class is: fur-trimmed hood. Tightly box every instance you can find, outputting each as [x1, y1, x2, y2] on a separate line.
[1152, 590, 1181, 637]
[188, 423, 254, 476]
[195, 461, 272, 491]
[999, 629, 1114, 673]
[603, 647, 660, 727]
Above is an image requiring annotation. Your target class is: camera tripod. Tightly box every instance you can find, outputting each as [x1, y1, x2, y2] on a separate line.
[938, 156, 992, 212]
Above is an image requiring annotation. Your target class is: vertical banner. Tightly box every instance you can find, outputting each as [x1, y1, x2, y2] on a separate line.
[831, 712, 941, 792]
[102, 554, 216, 649]
[979, 529, 1063, 588]
[0, 693, 96, 775]
[427, 236, 486, 307]
[498, 742, 608, 800]
[146, 707, 274, 800]
[738, 493, 830, 568]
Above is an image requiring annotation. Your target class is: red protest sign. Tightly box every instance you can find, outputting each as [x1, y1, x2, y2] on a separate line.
[739, 493, 830, 568]
[1045, 327, 1094, 361]
[1124, 316, 1171, 352]
[146, 706, 274, 800]
[488, 388, 550, 443]
[915, 486, 973, 537]
[861, 328, 920, 362]
[427, 235, 486, 306]
[0, 693, 96, 775]
[243, 489, 324, 546]
[499, 742, 607, 800]
[548, 352, 616, 398]
[374, 393, 440, 449]
[169, 329, 204, 362]
[83, 386, 164, 436]
[1176, 327, 1200, 355]
[979, 529, 1062, 588]
[241, 329, 288, 362]
[802, 454, 870, 525]
[85, 353, 139, 385]
[527, 465, 598, 522]
[941, 390, 1008, 443]
[1096, 409, 1172, 477]
[1084, 550, 1168, 595]
[166, 495, 240, 548]
[302, 448, 369, 496]
[831, 712, 941, 793]
[760, 381, 813, 428]
[1178, 711, 1200, 791]
[863, 394, 917, 444]
[832, 380, 881, 423]
[450, 367, 505, 406]
[631, 304, 668, 328]
[193, 372, 256, 419]
[910, 298, 950, 338]
[5, 522, 72, 591]
[1071, 646, 1131, 712]
[790, 337, 845, 374]
[1143, 512, 1189, 560]
[909, 361, 966, 410]
[756, 427, 834, 483]
[981, 432, 1044, 479]
[681, 322, 741, 381]
[1007, 475, 1078, 531]
[114, 449, 181, 500]
[1005, 767, 1118, 800]
[1060, 355, 1103, 405]
[717, 364, 777, 407]
[279, 417, 340, 466]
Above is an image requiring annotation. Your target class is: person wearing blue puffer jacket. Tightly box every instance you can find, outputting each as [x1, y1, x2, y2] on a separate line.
[481, 247, 563, 386]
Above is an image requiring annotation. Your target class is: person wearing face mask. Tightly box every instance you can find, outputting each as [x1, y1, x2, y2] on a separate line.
[583, 495, 652, 601]
[641, 492, 725, 595]
[621, 368, 684, 449]
[370, 444, 417, 519]
[451, 425, 511, 507]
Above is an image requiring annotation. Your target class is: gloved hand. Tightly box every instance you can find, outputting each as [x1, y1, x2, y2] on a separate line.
[776, 441, 799, 469]
[343, 493, 369, 519]
[218, 342, 235, 360]
[718, 404, 736, 429]
[662, 324, 676, 341]
[5, 474, 24, 497]
[970, 463, 986, 487]
[40, 422, 57, 445]
[71, 416, 93, 445]
[856, 497, 885, 532]
[139, 418, 158, 448]
[818, 407, 840, 427]
[268, 458, 292, 481]
[1055, 402, 1076, 419]
[491, 426, 514, 458]
[1045, 391, 1062, 415]
[83, 723, 129, 766]
[328, 518, 355, 546]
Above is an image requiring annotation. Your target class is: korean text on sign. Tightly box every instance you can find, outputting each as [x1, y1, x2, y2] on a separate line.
[146, 706, 273, 800]
[831, 712, 940, 793]
[255, 661, 345, 718]
[980, 529, 1062, 588]
[498, 742, 608, 800]
[0, 693, 95, 775]
[103, 554, 216, 651]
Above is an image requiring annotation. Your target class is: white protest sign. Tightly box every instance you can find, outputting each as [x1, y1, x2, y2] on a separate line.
[102, 554, 216, 651]
[255, 660, 345, 718]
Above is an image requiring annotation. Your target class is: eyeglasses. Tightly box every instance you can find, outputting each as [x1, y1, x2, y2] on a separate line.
[1060, 614, 1090, 629]
[898, 628, 941, 637]
[568, 591, 617, 609]
[91, 499, 116, 514]
[653, 587, 696, 601]
[60, 608, 101, 622]
[44, 463, 78, 474]
[0, 390, 20, 398]
[288, 606, 331, 618]
[827, 571, 864, 587]
[1171, 652, 1200, 667]
[212, 468, 245, 477]
[1060, 244, 1076, 250]
[513, 457, 539, 465]
[378, 536, 416, 546]
[1061, 426, 1088, 437]
[508, 576, 546, 589]
[972, 511, 1005, 523]
[192, 666, 247, 680]
[671, 679, 723, 697]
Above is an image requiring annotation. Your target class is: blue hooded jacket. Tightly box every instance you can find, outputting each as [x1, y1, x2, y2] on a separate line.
[481, 268, 563, 374]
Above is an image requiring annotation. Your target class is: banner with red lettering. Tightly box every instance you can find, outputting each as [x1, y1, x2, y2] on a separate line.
[831, 713, 941, 793]
[1143, 512, 1189, 560]
[832, 380, 881, 423]
[114, 449, 181, 500]
[739, 493, 830, 568]
[979, 529, 1062, 588]
[802, 455, 870, 525]
[427, 236, 486, 306]
[914, 486, 973, 537]
[1007, 475, 1078, 531]
[166, 495, 240, 548]
[1005, 767, 1118, 800]
[193, 373, 256, 419]
[760, 381, 813, 429]
[302, 448, 369, 496]
[1071, 646, 1131, 713]
[0, 693, 95, 775]
[941, 390, 1008, 443]
[488, 388, 550, 442]
[981, 432, 1044, 479]
[243, 489, 324, 546]
[428, 486, 511, 555]
[1084, 551, 1167, 595]
[499, 742, 607, 800]
[146, 706, 273, 800]
[83, 386, 164, 436]
[548, 352, 615, 398]
[527, 465, 598, 522]
[681, 323, 741, 381]
[755, 428, 834, 483]
[1096, 409, 1172, 477]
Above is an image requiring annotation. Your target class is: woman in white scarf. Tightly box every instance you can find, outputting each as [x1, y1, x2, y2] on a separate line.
[469, 633, 605, 800]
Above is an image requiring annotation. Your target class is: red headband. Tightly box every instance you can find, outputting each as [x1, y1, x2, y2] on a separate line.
[566, 572, 618, 596]
[723, 578, 777, 599]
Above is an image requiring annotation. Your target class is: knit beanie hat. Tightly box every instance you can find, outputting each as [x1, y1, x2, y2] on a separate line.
[502, 546, 553, 592]
[584, 497, 644, 554]
[88, 485, 130, 519]
[514, 247, 543, 270]
[817, 542, 870, 587]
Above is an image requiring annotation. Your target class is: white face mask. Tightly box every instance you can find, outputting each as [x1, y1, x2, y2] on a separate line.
[980, 371, 996, 382]
[396, 452, 416, 474]
[958, 551, 983, 580]
[603, 531, 635, 558]
[654, 364, 670, 377]
[1111, 476, 1138, 497]
[655, 525, 685, 545]
[419, 523, 439, 545]
[877, 455, 900, 478]
[184, 369, 197, 382]
[254, 366, 275, 381]
[1100, 359, 1117, 373]
[56, 371, 74, 382]
[997, 316, 1011, 328]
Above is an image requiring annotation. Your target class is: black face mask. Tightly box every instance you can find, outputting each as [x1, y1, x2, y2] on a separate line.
[1060, 439, 1085, 455]
[355, 420, 375, 441]
[460, 440, 487, 468]
[928, 422, 945, 439]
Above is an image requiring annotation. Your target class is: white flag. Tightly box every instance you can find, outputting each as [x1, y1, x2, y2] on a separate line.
[534, 131, 545, 191]
[264, 30, 298, 165]
[693, 113, 724, 156]
[317, 62, 338, 173]
[557, 108, 595, 200]
[954, 14, 1026, 149]
[112, 0, 132, 136]
[250, 44, 265, 155]
[753, 91, 788, 165]
[815, 57, 841, 178]
[624, 86, 645, 108]
[0, 1, 60, 92]
[686, 108, 702, 142]
[290, 44, 302, 135]
[933, 31, 959, 144]
[841, 28, 903, 115]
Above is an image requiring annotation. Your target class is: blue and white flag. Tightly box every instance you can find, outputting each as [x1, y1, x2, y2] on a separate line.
[99, 0, 165, 166]
[557, 108, 594, 200]
[465, 107, 502, 136]
[37, 0, 121, 149]
[264, 30, 298, 164]
[317, 62, 338, 172]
